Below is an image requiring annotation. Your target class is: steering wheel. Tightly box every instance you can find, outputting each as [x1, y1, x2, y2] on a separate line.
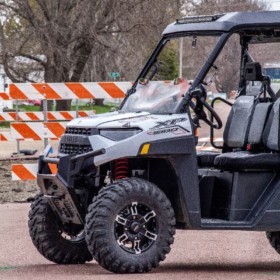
[189, 85, 222, 129]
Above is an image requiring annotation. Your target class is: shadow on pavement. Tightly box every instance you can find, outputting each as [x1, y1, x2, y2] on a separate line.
[11, 263, 110, 276]
[158, 261, 280, 273]
[6, 261, 280, 277]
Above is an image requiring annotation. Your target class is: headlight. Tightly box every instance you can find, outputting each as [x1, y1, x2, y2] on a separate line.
[99, 128, 142, 141]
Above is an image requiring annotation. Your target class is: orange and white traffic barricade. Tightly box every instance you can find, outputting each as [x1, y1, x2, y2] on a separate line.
[12, 163, 57, 180]
[9, 82, 131, 100]
[0, 110, 95, 122]
[10, 122, 66, 140]
[5, 81, 134, 181]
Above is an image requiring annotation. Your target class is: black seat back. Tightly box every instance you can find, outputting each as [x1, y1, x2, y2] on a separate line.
[223, 95, 255, 149]
[247, 102, 272, 146]
[262, 98, 280, 151]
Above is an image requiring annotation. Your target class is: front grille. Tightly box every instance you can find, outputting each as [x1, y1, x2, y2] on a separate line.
[59, 143, 93, 155]
[65, 127, 92, 135]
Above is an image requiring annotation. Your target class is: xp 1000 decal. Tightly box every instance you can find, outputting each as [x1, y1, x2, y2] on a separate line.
[147, 117, 190, 136]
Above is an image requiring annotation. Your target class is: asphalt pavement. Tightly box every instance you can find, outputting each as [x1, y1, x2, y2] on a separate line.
[1, 203, 280, 280]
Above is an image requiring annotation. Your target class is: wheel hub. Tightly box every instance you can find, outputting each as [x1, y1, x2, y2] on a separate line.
[130, 221, 141, 233]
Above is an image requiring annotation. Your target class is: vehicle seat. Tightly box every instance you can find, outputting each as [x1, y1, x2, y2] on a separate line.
[197, 95, 256, 167]
[198, 62, 274, 168]
[214, 99, 279, 170]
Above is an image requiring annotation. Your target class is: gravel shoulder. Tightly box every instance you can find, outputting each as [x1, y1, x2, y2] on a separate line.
[0, 159, 39, 203]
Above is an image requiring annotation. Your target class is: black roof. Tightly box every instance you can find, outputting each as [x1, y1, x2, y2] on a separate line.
[163, 11, 280, 35]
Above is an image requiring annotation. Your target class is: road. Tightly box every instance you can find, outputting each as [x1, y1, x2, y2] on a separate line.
[1, 204, 280, 280]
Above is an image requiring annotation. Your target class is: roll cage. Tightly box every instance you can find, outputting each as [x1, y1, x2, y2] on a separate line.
[122, 11, 280, 114]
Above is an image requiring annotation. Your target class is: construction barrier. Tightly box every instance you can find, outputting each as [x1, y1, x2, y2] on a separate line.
[0, 110, 95, 122]
[4, 81, 225, 181]
[3, 81, 128, 181]
[10, 82, 132, 100]
[12, 163, 57, 181]
[0, 81, 132, 142]
[10, 122, 66, 140]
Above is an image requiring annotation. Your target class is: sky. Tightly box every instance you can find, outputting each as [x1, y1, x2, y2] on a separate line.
[268, 0, 280, 10]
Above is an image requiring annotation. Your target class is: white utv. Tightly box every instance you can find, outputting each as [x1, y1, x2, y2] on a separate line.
[29, 11, 280, 273]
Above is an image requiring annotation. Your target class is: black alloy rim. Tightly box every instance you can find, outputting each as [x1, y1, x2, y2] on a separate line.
[114, 202, 158, 254]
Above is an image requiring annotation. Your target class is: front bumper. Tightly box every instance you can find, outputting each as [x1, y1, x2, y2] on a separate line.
[37, 145, 105, 225]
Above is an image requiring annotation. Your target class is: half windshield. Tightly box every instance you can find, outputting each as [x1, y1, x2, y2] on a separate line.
[121, 34, 221, 114]
[121, 79, 189, 114]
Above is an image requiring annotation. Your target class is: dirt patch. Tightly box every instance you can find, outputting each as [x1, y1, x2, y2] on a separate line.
[0, 131, 59, 204]
[0, 159, 39, 203]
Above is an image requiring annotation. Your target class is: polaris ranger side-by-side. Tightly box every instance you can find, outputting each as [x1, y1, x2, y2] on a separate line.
[29, 11, 280, 273]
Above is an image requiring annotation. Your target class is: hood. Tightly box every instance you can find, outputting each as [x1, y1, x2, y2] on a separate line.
[66, 111, 151, 128]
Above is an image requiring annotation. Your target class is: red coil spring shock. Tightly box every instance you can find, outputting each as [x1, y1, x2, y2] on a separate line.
[114, 158, 129, 180]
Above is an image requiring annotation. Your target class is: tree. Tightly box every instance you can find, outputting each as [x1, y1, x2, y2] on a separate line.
[181, 0, 268, 96]
[0, 0, 182, 110]
[147, 40, 179, 81]
[182, 0, 267, 15]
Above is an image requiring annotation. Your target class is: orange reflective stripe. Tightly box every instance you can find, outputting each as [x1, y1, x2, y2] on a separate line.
[9, 84, 29, 100]
[60, 112, 74, 120]
[8, 112, 22, 121]
[44, 122, 65, 138]
[12, 165, 36, 180]
[26, 112, 40, 121]
[47, 112, 56, 121]
[12, 123, 41, 140]
[99, 82, 125, 98]
[0, 133, 8, 141]
[78, 111, 88, 117]
[0, 92, 9, 100]
[32, 83, 61, 99]
[66, 83, 94, 99]
[48, 163, 58, 174]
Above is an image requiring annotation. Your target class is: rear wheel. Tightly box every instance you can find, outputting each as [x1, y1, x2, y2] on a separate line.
[28, 194, 92, 264]
[266, 231, 280, 254]
[85, 178, 176, 273]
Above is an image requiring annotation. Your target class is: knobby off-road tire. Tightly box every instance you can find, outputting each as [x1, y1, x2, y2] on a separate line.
[85, 178, 176, 273]
[28, 194, 92, 264]
[266, 231, 280, 254]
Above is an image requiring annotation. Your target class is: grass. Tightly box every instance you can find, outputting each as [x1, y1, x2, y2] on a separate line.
[76, 103, 119, 113]
[10, 104, 118, 114]
[0, 121, 10, 128]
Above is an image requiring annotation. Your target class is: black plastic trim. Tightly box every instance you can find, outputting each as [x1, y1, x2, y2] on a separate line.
[138, 136, 195, 156]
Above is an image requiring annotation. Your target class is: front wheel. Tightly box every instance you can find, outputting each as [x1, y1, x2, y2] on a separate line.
[85, 178, 176, 273]
[28, 194, 93, 264]
[266, 231, 280, 255]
